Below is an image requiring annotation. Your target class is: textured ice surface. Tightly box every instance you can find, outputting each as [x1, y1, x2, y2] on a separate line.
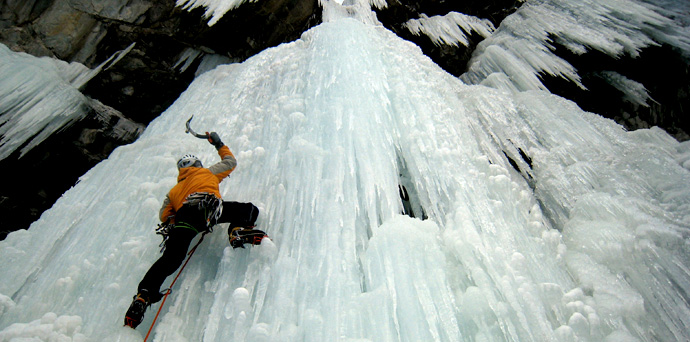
[1, 1, 689, 341]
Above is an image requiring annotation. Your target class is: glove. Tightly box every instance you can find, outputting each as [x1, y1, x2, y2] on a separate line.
[207, 132, 224, 149]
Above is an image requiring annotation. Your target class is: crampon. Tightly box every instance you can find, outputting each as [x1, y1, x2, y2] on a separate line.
[229, 227, 267, 248]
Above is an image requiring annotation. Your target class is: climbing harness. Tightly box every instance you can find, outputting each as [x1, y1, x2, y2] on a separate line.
[155, 193, 222, 251]
[184, 192, 223, 230]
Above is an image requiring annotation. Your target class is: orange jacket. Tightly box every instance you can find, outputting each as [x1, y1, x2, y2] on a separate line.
[159, 145, 236, 221]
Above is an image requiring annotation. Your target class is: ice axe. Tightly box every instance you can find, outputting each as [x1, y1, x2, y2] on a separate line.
[185, 115, 209, 139]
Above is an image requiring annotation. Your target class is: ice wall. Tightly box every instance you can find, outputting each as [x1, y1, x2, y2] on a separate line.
[1, 1, 689, 341]
[0, 43, 134, 161]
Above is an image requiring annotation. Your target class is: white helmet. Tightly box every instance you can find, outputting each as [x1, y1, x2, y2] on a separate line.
[177, 154, 202, 169]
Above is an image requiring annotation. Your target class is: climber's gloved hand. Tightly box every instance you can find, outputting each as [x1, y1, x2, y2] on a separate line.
[207, 132, 224, 149]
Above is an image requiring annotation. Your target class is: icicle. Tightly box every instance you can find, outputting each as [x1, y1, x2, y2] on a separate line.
[598, 71, 656, 107]
[176, 0, 253, 26]
[404, 12, 495, 47]
[462, 0, 690, 91]
[0, 42, 134, 160]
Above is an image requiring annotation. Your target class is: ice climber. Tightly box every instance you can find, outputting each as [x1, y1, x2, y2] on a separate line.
[124, 131, 266, 328]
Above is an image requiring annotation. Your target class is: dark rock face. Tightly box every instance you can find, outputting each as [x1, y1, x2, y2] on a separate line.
[542, 43, 690, 141]
[0, 0, 688, 239]
[83, 0, 321, 124]
[374, 0, 523, 77]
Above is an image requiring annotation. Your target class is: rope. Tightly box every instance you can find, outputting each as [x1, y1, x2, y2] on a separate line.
[143, 232, 208, 342]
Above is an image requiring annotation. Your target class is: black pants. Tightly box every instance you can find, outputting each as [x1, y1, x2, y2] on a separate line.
[138, 201, 258, 298]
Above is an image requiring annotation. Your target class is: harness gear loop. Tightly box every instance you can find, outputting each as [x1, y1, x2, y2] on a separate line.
[155, 219, 175, 252]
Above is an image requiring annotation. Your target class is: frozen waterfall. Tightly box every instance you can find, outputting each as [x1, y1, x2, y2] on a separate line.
[1, 0, 689, 341]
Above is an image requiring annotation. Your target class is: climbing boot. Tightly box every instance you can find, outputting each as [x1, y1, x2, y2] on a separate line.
[229, 227, 267, 248]
[124, 290, 152, 328]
